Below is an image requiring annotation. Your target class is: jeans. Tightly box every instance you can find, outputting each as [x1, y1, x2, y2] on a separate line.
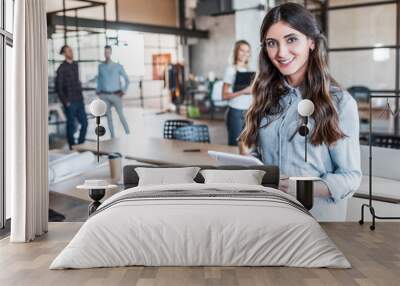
[226, 107, 246, 146]
[65, 101, 88, 147]
[99, 93, 130, 138]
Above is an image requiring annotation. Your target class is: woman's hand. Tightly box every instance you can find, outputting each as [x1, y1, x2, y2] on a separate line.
[279, 176, 296, 197]
[238, 142, 250, 155]
[279, 178, 331, 198]
[223, 91, 240, 100]
[232, 86, 252, 98]
[313, 181, 331, 198]
[279, 178, 289, 193]
[222, 83, 252, 100]
[238, 86, 252, 94]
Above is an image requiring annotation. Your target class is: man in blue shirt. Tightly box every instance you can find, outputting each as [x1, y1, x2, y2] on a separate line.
[96, 45, 130, 138]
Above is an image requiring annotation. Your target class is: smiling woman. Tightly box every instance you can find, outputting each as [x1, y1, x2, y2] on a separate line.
[240, 3, 362, 221]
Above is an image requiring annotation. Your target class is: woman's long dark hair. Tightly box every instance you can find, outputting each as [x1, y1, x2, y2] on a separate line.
[240, 3, 344, 147]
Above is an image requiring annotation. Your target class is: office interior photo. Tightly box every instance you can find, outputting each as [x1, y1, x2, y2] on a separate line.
[1, 0, 400, 285]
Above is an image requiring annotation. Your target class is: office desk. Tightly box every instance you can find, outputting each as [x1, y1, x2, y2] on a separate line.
[358, 102, 389, 120]
[73, 135, 239, 166]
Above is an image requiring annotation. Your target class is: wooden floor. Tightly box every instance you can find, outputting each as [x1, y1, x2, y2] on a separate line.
[49, 192, 89, 222]
[0, 222, 399, 286]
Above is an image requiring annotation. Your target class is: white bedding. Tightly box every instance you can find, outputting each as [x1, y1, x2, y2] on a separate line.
[50, 183, 350, 269]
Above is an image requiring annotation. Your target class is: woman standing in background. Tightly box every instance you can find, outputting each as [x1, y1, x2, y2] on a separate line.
[222, 40, 253, 146]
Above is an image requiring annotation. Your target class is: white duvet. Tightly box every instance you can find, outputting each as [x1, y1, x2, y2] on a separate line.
[50, 183, 350, 269]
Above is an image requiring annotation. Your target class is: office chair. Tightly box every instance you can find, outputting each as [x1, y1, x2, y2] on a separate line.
[163, 119, 193, 139]
[347, 86, 370, 103]
[348, 86, 371, 125]
[173, 124, 211, 143]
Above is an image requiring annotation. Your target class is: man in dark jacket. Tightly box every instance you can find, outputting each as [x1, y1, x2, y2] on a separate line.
[55, 45, 88, 148]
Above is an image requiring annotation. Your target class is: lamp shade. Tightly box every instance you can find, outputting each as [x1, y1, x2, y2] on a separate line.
[90, 98, 107, 117]
[298, 99, 314, 117]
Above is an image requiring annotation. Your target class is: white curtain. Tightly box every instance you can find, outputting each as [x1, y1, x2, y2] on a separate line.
[9, 0, 48, 242]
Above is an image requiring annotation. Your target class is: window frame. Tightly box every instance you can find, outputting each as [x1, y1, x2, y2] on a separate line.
[1, 0, 14, 230]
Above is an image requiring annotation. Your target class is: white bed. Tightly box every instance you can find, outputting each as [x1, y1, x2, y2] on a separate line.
[50, 182, 350, 269]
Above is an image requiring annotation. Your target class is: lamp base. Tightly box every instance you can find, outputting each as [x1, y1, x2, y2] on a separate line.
[296, 180, 314, 210]
[88, 188, 106, 215]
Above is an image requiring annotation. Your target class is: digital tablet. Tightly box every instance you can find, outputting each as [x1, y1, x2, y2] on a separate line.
[232, 71, 255, 92]
[208, 150, 264, 166]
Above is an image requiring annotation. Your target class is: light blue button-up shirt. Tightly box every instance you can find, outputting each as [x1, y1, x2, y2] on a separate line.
[96, 61, 130, 93]
[256, 84, 362, 220]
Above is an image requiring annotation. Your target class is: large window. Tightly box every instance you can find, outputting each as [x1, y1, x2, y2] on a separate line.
[1, 0, 14, 229]
[327, 0, 400, 135]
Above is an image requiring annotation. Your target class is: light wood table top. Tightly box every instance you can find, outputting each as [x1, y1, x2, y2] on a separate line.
[74, 135, 239, 166]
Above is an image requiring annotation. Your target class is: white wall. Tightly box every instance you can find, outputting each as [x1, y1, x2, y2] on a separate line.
[190, 14, 236, 79]
[190, 0, 267, 78]
[114, 31, 145, 77]
[233, 0, 265, 70]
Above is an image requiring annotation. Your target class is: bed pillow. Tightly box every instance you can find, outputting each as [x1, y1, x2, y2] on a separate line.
[200, 169, 266, 185]
[135, 167, 200, 186]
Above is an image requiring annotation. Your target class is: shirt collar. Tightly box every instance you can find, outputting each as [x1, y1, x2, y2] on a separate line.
[282, 78, 303, 101]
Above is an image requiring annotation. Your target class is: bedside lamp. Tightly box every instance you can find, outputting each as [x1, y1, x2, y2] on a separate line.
[77, 98, 117, 216]
[89, 98, 107, 162]
[290, 99, 316, 210]
[297, 99, 314, 162]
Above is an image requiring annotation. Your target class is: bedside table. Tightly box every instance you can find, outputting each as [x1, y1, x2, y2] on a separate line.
[77, 181, 117, 215]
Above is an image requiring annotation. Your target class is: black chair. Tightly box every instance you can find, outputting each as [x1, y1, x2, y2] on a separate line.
[371, 133, 400, 149]
[348, 86, 371, 125]
[173, 124, 211, 143]
[347, 86, 370, 103]
[163, 119, 193, 139]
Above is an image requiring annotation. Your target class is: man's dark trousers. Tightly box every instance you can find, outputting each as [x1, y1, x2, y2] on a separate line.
[65, 101, 88, 148]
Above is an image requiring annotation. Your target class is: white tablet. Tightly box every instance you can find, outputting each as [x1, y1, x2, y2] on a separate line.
[289, 176, 321, 181]
[208, 150, 264, 166]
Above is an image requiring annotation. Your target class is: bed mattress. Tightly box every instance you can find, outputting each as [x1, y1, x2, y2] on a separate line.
[50, 183, 350, 269]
